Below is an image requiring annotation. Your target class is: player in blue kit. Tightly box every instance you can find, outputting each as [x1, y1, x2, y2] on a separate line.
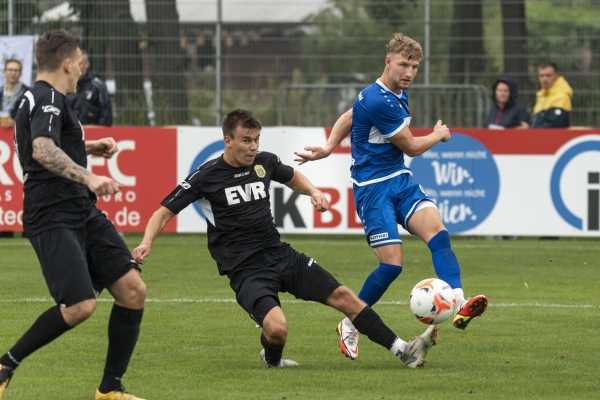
[295, 33, 488, 360]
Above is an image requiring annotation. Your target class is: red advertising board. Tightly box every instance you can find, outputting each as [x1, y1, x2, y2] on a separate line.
[0, 126, 177, 232]
[411, 128, 600, 154]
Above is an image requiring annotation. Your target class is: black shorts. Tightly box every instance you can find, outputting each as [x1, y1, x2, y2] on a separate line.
[28, 211, 139, 307]
[227, 243, 341, 318]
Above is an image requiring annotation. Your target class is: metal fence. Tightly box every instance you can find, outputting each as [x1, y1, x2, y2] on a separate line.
[277, 83, 491, 128]
[0, 0, 599, 127]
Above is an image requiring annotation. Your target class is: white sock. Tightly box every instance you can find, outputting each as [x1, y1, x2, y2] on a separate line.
[453, 288, 465, 305]
[389, 337, 407, 356]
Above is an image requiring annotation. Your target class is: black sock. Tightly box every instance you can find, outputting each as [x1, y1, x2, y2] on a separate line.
[0, 306, 72, 369]
[99, 305, 143, 393]
[260, 332, 284, 366]
[351, 306, 397, 350]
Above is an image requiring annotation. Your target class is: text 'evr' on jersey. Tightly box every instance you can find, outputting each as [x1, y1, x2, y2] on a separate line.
[160, 151, 295, 274]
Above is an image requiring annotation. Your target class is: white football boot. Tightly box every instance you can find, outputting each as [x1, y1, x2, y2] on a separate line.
[259, 349, 299, 368]
[337, 317, 359, 360]
[395, 325, 439, 368]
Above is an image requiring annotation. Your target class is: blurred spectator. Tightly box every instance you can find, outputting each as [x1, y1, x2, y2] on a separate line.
[0, 59, 29, 128]
[531, 62, 572, 128]
[486, 77, 529, 129]
[67, 50, 113, 126]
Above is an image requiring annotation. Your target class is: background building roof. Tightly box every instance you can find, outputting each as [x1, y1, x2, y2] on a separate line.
[129, 0, 330, 24]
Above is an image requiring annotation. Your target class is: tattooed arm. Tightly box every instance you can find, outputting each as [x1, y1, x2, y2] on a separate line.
[32, 136, 122, 195]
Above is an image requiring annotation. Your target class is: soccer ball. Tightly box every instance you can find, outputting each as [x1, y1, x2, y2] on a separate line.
[409, 278, 456, 324]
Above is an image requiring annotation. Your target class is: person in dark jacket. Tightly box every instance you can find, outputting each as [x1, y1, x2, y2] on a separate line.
[67, 50, 112, 126]
[486, 77, 529, 129]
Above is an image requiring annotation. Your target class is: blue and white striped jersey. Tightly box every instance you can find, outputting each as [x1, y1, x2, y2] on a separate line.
[350, 79, 412, 186]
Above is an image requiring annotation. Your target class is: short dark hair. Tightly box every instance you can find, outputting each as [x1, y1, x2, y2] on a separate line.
[221, 109, 262, 138]
[4, 58, 22, 70]
[538, 61, 558, 73]
[35, 29, 80, 72]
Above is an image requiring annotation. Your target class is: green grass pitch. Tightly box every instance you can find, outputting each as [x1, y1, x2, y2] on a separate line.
[0, 234, 599, 399]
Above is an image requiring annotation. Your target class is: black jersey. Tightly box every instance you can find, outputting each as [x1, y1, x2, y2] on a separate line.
[14, 80, 97, 236]
[161, 151, 295, 274]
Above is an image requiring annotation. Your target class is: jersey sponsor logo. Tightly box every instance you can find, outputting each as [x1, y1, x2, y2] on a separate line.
[224, 182, 267, 205]
[369, 232, 388, 241]
[180, 181, 191, 189]
[358, 91, 364, 101]
[234, 171, 250, 178]
[42, 105, 60, 116]
[254, 164, 266, 178]
[18, 98, 25, 109]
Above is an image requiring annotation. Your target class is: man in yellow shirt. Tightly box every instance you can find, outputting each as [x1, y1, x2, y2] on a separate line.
[531, 62, 573, 128]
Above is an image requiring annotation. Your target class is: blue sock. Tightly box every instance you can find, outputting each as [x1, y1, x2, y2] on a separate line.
[428, 230, 462, 289]
[357, 263, 403, 306]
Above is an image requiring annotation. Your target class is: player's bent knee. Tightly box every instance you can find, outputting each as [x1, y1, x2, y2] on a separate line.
[263, 321, 288, 341]
[62, 298, 96, 326]
[134, 279, 148, 301]
[327, 286, 364, 310]
[111, 269, 147, 308]
[263, 313, 288, 342]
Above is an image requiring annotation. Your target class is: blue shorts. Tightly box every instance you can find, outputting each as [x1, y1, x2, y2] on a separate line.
[353, 172, 435, 248]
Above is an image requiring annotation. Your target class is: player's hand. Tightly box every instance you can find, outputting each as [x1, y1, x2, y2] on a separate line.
[85, 174, 122, 195]
[132, 245, 151, 265]
[0, 116, 15, 128]
[311, 189, 329, 212]
[89, 138, 119, 159]
[434, 119, 451, 142]
[294, 146, 331, 165]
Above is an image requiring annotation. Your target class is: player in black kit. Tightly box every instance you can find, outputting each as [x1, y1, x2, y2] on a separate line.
[0, 30, 146, 400]
[133, 109, 438, 369]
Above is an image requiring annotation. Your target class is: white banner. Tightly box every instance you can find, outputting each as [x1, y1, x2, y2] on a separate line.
[176, 127, 600, 237]
[0, 35, 34, 87]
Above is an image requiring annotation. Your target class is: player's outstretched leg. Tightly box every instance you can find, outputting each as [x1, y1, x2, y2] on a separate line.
[328, 286, 439, 368]
[259, 349, 299, 368]
[95, 387, 146, 400]
[0, 365, 14, 399]
[337, 263, 403, 359]
[453, 295, 488, 330]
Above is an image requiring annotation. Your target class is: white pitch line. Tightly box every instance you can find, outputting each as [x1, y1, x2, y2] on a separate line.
[0, 298, 597, 308]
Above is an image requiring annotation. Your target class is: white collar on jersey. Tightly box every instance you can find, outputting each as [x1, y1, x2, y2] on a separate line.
[375, 79, 403, 99]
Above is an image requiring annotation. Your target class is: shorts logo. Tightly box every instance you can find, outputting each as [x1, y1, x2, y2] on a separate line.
[42, 105, 61, 116]
[254, 164, 266, 178]
[369, 232, 388, 241]
[180, 181, 191, 189]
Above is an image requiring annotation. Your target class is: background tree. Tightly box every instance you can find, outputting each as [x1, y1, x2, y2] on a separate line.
[500, 0, 532, 103]
[72, 0, 106, 76]
[0, 0, 39, 35]
[449, 0, 486, 84]
[98, 0, 145, 124]
[145, 0, 188, 125]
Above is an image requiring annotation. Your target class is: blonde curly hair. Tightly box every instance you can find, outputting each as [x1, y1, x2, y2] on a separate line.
[386, 33, 423, 62]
